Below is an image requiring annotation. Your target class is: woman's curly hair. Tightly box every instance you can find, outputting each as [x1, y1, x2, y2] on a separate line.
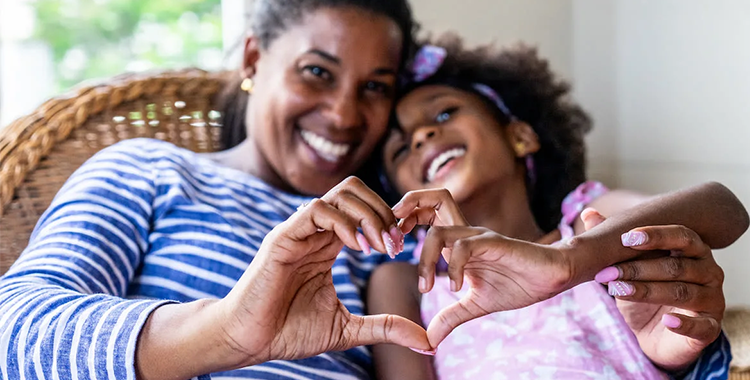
[402, 34, 593, 232]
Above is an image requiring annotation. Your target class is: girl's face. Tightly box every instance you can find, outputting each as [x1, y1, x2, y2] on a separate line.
[383, 85, 535, 203]
[245, 7, 403, 195]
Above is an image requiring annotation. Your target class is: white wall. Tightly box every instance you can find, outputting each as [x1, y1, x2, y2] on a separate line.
[609, 1, 750, 307]
[411, 0, 750, 306]
[410, 0, 573, 79]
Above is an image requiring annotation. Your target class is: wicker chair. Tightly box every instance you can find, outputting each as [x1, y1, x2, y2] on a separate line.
[0, 68, 226, 270]
[0, 69, 748, 379]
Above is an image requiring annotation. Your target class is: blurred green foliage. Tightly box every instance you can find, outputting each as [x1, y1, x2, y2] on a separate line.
[29, 0, 223, 91]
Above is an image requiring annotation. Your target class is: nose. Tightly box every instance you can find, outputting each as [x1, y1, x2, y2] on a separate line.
[411, 125, 440, 150]
[325, 86, 363, 130]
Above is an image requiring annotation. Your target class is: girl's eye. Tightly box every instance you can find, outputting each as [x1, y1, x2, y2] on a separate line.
[392, 145, 408, 162]
[302, 65, 332, 81]
[436, 107, 458, 124]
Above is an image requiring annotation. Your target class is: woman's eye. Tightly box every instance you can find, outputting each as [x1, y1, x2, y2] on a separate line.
[302, 65, 332, 81]
[436, 107, 458, 124]
[364, 81, 393, 96]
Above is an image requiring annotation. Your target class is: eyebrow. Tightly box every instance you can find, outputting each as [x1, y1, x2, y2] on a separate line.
[373, 68, 397, 77]
[423, 92, 452, 104]
[308, 49, 340, 65]
[306, 49, 396, 77]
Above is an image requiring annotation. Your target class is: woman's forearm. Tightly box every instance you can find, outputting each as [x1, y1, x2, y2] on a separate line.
[136, 299, 244, 380]
[561, 181, 749, 286]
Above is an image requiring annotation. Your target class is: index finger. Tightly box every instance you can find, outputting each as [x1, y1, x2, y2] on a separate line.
[393, 189, 469, 227]
[418, 226, 483, 294]
[323, 176, 404, 253]
[620, 225, 710, 259]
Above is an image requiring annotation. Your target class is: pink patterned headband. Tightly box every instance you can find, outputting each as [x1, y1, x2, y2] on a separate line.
[409, 45, 515, 120]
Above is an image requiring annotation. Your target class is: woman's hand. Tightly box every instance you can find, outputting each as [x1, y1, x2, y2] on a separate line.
[583, 209, 725, 372]
[215, 177, 430, 367]
[392, 189, 573, 348]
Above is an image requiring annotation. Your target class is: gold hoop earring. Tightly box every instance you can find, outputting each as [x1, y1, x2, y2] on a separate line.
[241, 78, 255, 94]
[515, 142, 525, 155]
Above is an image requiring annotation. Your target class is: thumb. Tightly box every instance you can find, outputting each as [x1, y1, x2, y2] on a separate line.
[425, 296, 479, 348]
[344, 314, 432, 352]
[581, 207, 607, 231]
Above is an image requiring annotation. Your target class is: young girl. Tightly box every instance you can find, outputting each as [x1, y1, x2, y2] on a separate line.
[368, 36, 748, 379]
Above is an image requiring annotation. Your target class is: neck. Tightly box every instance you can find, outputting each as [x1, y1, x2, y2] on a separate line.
[459, 175, 545, 242]
[206, 139, 295, 193]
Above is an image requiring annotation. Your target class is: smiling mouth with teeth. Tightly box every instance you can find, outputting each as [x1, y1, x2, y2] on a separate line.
[425, 147, 467, 183]
[299, 129, 352, 163]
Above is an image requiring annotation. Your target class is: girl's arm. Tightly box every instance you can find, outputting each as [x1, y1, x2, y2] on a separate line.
[368, 262, 436, 380]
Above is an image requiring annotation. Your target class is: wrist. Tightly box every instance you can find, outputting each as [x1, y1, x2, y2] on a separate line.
[558, 234, 601, 286]
[136, 298, 246, 380]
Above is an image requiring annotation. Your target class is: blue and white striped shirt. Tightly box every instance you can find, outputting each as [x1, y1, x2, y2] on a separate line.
[0, 138, 732, 379]
[0, 138, 413, 380]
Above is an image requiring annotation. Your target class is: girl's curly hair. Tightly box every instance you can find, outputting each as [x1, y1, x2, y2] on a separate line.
[403, 34, 593, 232]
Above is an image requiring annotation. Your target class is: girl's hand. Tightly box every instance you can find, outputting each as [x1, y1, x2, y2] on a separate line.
[416, 227, 573, 348]
[583, 209, 725, 372]
[393, 188, 573, 348]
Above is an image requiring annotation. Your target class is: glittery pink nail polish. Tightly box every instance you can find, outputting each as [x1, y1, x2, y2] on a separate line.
[382, 231, 396, 259]
[390, 225, 404, 253]
[409, 347, 436, 356]
[621, 231, 648, 247]
[608, 281, 635, 297]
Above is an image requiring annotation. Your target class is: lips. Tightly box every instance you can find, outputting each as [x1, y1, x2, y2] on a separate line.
[422, 145, 467, 183]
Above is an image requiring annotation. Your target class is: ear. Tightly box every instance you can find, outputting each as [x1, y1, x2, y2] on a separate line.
[506, 121, 540, 157]
[242, 36, 262, 78]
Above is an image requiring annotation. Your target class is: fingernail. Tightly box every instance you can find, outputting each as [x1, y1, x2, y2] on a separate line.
[608, 281, 635, 297]
[390, 225, 404, 253]
[408, 347, 436, 356]
[356, 233, 371, 255]
[382, 231, 396, 259]
[662, 314, 682, 329]
[392, 200, 403, 211]
[419, 276, 427, 292]
[621, 231, 648, 247]
[450, 279, 458, 292]
[594, 266, 621, 283]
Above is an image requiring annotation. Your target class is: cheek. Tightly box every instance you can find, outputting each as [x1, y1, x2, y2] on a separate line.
[363, 101, 392, 139]
[393, 164, 421, 194]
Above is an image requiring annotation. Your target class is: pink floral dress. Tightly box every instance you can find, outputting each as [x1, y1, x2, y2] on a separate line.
[418, 181, 668, 380]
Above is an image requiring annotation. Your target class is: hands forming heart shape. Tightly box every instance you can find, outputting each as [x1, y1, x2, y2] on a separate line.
[213, 179, 576, 367]
[391, 189, 574, 349]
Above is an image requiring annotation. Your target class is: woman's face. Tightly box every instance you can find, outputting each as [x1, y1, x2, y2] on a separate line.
[383, 85, 528, 203]
[245, 7, 403, 195]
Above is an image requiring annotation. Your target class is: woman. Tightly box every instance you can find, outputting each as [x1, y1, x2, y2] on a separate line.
[0, 1, 428, 379]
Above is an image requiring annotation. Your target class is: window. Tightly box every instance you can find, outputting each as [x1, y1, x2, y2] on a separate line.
[0, 0, 245, 128]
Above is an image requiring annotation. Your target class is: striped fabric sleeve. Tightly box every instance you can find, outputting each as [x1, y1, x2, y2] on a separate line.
[0, 141, 174, 380]
[675, 331, 732, 380]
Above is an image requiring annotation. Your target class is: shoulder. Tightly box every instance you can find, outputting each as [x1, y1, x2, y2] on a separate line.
[562, 181, 651, 236]
[585, 188, 653, 217]
[86, 138, 240, 184]
[92, 138, 203, 167]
